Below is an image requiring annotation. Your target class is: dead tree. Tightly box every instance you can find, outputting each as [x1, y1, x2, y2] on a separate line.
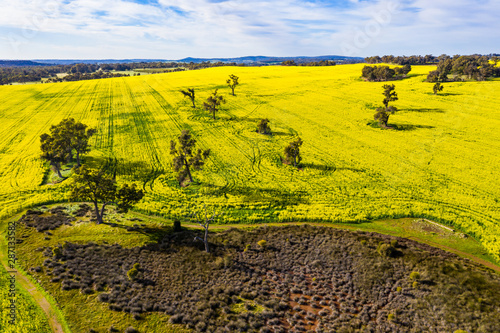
[191, 205, 222, 253]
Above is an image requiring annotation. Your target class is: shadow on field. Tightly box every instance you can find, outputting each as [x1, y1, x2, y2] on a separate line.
[202, 183, 309, 206]
[405, 108, 445, 113]
[300, 162, 335, 172]
[392, 124, 435, 131]
[82, 156, 164, 189]
[102, 221, 172, 244]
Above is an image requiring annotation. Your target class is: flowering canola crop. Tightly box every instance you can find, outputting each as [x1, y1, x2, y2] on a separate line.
[0, 64, 499, 260]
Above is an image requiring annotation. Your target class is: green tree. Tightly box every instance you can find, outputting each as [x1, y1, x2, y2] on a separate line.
[40, 118, 96, 170]
[374, 84, 398, 128]
[69, 120, 96, 167]
[203, 89, 225, 120]
[433, 82, 444, 95]
[180, 88, 196, 108]
[170, 130, 210, 186]
[70, 165, 144, 224]
[257, 118, 271, 134]
[284, 137, 303, 167]
[40, 133, 67, 178]
[226, 74, 239, 96]
[382, 84, 398, 108]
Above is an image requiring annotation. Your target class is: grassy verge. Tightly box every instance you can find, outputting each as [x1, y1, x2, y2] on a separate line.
[0, 236, 52, 332]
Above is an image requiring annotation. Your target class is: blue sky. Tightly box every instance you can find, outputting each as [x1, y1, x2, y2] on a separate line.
[0, 0, 498, 59]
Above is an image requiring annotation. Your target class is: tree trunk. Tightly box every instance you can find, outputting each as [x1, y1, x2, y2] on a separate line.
[231, 88, 235, 96]
[184, 161, 194, 183]
[93, 201, 103, 224]
[204, 226, 210, 253]
[76, 150, 81, 167]
[52, 162, 63, 178]
[191, 99, 195, 108]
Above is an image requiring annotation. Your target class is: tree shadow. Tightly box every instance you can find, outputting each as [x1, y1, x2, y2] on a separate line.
[202, 183, 309, 206]
[82, 156, 164, 189]
[300, 162, 335, 172]
[391, 123, 435, 131]
[404, 108, 445, 113]
[270, 131, 295, 137]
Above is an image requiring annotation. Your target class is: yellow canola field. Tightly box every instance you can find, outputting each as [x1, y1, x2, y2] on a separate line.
[0, 64, 499, 260]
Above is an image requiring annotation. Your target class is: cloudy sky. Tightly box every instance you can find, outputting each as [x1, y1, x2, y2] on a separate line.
[0, 0, 498, 60]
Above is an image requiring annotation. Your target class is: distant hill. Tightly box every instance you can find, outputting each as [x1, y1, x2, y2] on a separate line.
[0, 60, 52, 67]
[26, 55, 363, 66]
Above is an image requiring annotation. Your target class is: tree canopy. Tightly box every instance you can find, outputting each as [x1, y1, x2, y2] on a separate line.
[203, 89, 225, 120]
[70, 165, 144, 224]
[374, 84, 398, 128]
[284, 138, 303, 167]
[362, 65, 411, 81]
[257, 119, 271, 135]
[226, 74, 239, 96]
[170, 130, 210, 186]
[40, 118, 96, 178]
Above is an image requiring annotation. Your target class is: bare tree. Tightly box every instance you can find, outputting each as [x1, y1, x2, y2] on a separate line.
[191, 205, 222, 253]
[180, 88, 196, 108]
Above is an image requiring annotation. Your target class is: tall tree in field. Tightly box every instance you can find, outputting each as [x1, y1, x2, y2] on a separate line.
[41, 118, 96, 170]
[70, 166, 144, 224]
[203, 89, 225, 120]
[40, 133, 67, 178]
[226, 74, 239, 96]
[284, 137, 303, 167]
[180, 88, 196, 108]
[69, 120, 96, 167]
[382, 84, 398, 108]
[374, 84, 398, 128]
[170, 130, 210, 186]
[433, 82, 444, 95]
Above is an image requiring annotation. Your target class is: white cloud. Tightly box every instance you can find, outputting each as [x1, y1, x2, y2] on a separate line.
[0, 0, 498, 59]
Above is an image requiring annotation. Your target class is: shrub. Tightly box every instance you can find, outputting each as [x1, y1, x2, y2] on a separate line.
[396, 287, 402, 292]
[412, 281, 419, 289]
[257, 240, 267, 249]
[127, 268, 139, 281]
[409, 271, 421, 281]
[390, 239, 398, 248]
[387, 313, 395, 322]
[377, 243, 396, 257]
[133, 263, 140, 270]
[453, 330, 468, 333]
[52, 247, 62, 258]
[244, 244, 251, 252]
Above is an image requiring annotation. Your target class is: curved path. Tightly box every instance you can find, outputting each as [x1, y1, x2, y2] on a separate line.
[0, 231, 66, 333]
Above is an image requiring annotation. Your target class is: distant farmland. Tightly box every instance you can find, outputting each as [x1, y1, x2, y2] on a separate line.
[0, 64, 499, 260]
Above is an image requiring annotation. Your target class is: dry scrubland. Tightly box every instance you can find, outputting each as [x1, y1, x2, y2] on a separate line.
[0, 64, 499, 262]
[13, 205, 500, 333]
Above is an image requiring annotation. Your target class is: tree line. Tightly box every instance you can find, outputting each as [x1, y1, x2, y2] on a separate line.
[362, 65, 411, 81]
[281, 60, 337, 66]
[426, 55, 500, 82]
